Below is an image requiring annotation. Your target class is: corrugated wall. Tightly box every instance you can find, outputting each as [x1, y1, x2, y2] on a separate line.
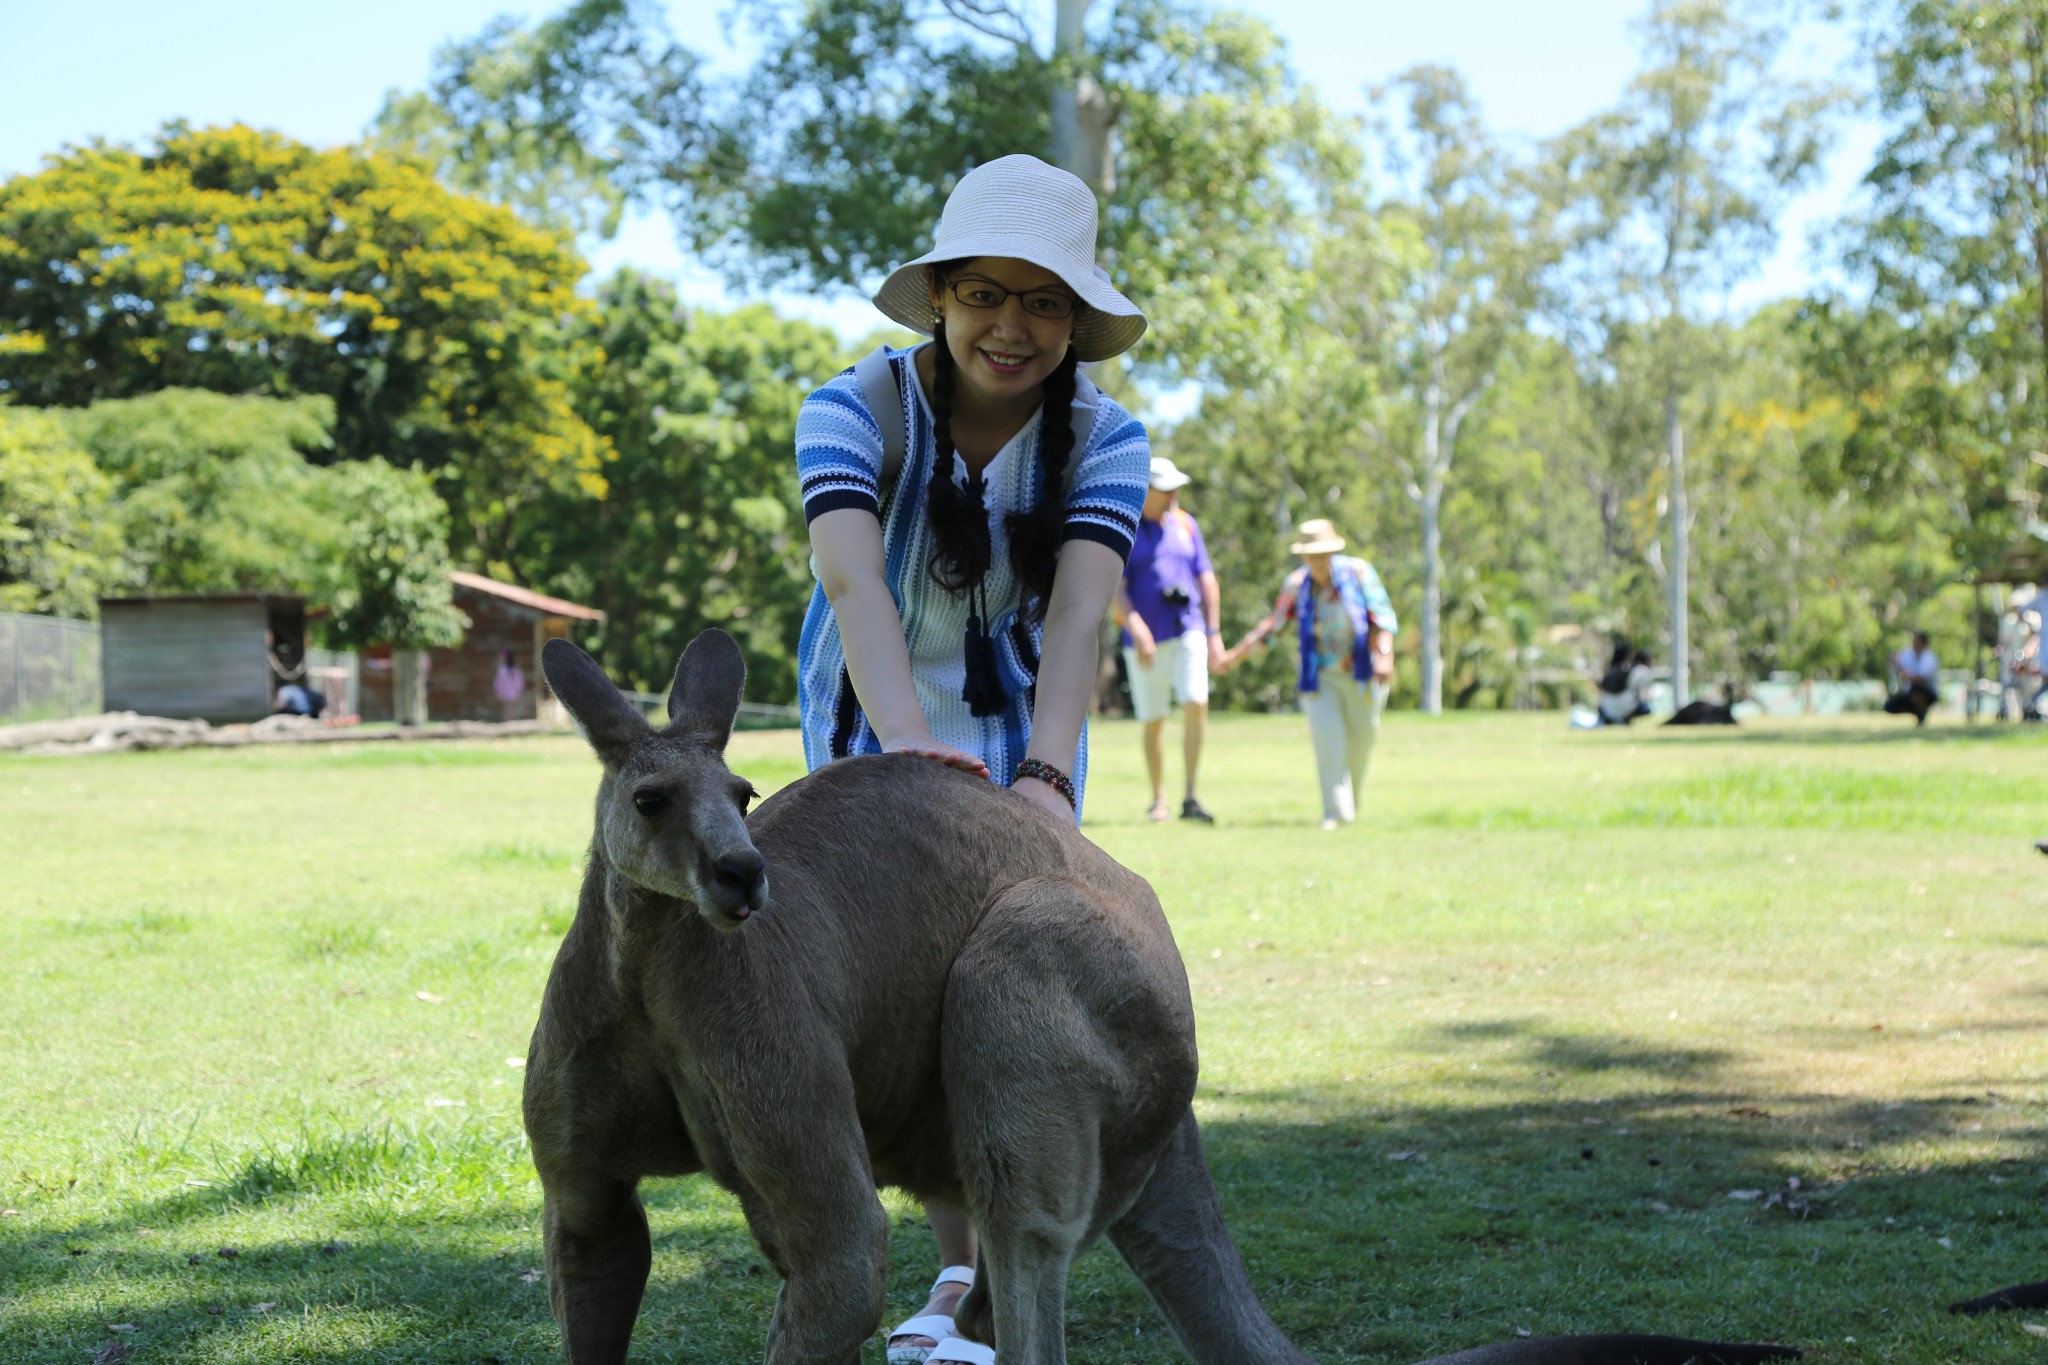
[101, 600, 271, 723]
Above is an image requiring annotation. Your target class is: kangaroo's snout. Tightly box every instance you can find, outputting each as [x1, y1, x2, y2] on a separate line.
[708, 849, 768, 923]
[700, 839, 770, 933]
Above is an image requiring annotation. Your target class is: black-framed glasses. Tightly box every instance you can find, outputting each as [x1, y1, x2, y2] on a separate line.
[945, 276, 1079, 320]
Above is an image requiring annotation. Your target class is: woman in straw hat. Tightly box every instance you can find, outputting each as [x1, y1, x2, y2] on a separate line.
[794, 153, 1151, 1364]
[1222, 518, 1398, 829]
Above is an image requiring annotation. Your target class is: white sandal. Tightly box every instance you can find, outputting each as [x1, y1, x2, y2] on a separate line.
[928, 1339, 996, 1365]
[886, 1265, 976, 1365]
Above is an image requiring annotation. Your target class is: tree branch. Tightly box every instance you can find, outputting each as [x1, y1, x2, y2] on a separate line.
[933, 0, 1034, 50]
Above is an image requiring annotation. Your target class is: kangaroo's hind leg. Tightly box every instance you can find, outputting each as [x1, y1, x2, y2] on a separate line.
[940, 877, 1199, 1365]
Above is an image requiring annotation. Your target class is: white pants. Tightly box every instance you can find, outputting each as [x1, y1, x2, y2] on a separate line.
[1122, 630, 1211, 723]
[1300, 668, 1386, 822]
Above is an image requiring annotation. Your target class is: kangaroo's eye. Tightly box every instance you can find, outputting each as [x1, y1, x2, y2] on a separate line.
[735, 783, 759, 814]
[632, 790, 669, 817]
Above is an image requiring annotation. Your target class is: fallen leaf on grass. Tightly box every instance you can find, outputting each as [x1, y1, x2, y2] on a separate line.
[105, 1323, 137, 1332]
[1727, 1105, 1772, 1119]
[1386, 1150, 1425, 1162]
[415, 991, 444, 1004]
[2022, 1324, 2047, 1338]
[0, 1209, 16, 1217]
[254, 1301, 276, 1312]
[505, 1057, 526, 1068]
[428, 1097, 465, 1108]
[1727, 1189, 1764, 1201]
[1646, 1201, 1672, 1213]
[519, 1268, 544, 1284]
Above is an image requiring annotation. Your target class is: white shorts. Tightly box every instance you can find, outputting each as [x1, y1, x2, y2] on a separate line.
[1123, 630, 1210, 723]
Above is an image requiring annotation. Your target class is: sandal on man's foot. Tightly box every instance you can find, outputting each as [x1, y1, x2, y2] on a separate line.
[1179, 797, 1215, 824]
[928, 1340, 997, 1365]
[887, 1266, 975, 1365]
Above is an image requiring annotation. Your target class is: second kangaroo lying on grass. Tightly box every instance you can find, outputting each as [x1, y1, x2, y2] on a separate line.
[525, 629, 1800, 1365]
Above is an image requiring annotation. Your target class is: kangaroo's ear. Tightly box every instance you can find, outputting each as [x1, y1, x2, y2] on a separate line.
[667, 628, 746, 750]
[543, 638, 646, 766]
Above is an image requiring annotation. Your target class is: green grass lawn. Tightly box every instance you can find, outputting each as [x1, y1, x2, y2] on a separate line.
[2, 710, 2045, 1363]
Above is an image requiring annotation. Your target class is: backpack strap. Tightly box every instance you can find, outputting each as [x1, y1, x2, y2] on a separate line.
[853, 345, 908, 496]
[856, 344, 1100, 505]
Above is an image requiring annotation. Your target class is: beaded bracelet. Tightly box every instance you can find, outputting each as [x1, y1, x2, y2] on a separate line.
[1013, 757, 1077, 810]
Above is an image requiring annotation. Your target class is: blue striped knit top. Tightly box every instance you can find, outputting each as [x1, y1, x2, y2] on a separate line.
[795, 344, 1150, 799]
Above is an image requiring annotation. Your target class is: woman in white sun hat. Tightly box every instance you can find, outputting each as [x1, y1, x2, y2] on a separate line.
[793, 153, 1151, 1364]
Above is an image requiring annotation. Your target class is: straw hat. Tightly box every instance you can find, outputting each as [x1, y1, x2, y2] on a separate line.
[1288, 518, 1346, 556]
[1148, 456, 1191, 492]
[871, 154, 1147, 363]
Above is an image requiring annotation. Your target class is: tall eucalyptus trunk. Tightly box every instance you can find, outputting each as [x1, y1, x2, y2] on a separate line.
[1665, 383, 1690, 705]
[1049, 0, 1115, 193]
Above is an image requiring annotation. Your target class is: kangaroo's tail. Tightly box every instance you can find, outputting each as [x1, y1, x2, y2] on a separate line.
[1107, 1107, 1317, 1364]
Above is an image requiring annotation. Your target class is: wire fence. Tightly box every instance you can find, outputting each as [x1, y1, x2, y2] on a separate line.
[0, 613, 102, 726]
[619, 689, 800, 730]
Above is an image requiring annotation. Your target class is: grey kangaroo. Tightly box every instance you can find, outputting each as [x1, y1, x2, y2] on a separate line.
[526, 630, 1799, 1365]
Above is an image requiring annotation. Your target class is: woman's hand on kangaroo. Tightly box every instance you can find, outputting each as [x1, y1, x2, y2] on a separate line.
[883, 732, 992, 779]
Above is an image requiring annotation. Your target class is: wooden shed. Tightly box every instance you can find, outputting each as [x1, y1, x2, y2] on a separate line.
[358, 572, 605, 724]
[98, 594, 309, 724]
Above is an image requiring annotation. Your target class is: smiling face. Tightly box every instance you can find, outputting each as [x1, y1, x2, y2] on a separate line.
[928, 256, 1081, 403]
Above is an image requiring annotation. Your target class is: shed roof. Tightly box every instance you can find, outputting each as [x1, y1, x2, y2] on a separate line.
[100, 592, 306, 607]
[448, 571, 605, 622]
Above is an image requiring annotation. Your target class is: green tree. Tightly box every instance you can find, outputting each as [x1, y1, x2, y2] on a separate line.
[1359, 66, 1540, 713]
[387, 0, 1353, 379]
[0, 123, 608, 562]
[67, 389, 340, 596]
[315, 460, 468, 650]
[0, 408, 124, 617]
[517, 273, 851, 700]
[1546, 0, 1842, 702]
[1813, 0, 2048, 576]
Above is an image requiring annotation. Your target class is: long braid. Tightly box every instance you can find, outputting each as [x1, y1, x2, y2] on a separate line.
[1004, 345, 1080, 620]
[922, 319, 993, 593]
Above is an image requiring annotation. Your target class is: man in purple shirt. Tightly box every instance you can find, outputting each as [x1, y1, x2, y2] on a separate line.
[1113, 457, 1225, 822]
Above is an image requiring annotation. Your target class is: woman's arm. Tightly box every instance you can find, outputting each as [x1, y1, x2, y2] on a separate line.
[809, 507, 990, 777]
[1020, 539, 1126, 819]
[1222, 574, 1298, 663]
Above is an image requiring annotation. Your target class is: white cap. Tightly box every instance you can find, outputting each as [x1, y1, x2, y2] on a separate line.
[1148, 456, 1191, 492]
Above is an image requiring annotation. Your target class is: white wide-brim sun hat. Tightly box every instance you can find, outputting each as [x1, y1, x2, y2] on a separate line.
[871, 154, 1148, 364]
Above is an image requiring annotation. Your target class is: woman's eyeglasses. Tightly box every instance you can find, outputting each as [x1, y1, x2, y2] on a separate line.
[945, 277, 1079, 321]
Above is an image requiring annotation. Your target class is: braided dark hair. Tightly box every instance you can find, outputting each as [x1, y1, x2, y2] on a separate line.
[923, 317, 1082, 620]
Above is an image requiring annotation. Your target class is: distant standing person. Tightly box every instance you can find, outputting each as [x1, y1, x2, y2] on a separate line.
[1884, 630, 1940, 725]
[493, 648, 527, 722]
[1113, 457, 1223, 823]
[1223, 518, 1396, 829]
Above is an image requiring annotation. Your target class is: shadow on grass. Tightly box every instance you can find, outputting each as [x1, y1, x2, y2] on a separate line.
[1641, 723, 2048, 749]
[6, 1053, 2045, 1363]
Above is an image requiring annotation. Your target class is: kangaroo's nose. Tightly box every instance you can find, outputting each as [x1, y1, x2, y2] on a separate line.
[713, 851, 766, 906]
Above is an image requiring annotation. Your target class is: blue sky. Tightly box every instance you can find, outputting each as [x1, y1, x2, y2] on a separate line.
[3, 0, 1877, 338]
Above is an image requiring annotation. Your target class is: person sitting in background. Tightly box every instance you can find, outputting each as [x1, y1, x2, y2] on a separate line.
[1883, 630, 1940, 725]
[1595, 642, 1653, 726]
[272, 682, 327, 720]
